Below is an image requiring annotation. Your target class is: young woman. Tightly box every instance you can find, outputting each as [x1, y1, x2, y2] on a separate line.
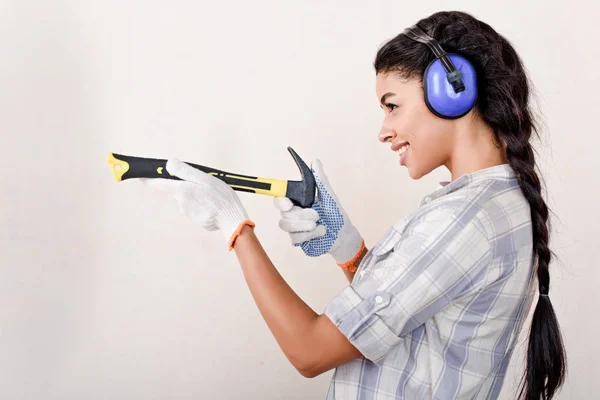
[144, 10, 566, 400]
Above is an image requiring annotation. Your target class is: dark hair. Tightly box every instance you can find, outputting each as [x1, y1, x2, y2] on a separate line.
[373, 11, 566, 400]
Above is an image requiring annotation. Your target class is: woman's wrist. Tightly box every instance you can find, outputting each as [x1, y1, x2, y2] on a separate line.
[228, 220, 256, 251]
[336, 240, 368, 273]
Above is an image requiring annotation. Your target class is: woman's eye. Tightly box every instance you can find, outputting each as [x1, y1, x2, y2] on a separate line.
[385, 103, 398, 112]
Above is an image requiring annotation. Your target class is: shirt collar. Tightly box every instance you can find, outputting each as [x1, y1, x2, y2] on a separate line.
[422, 164, 516, 205]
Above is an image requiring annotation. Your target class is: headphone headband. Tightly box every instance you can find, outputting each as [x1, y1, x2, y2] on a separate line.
[403, 25, 465, 93]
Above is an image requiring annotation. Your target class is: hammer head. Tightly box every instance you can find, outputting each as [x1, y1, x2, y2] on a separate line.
[286, 146, 316, 208]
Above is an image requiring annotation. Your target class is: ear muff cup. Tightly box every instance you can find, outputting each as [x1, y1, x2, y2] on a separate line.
[422, 53, 477, 119]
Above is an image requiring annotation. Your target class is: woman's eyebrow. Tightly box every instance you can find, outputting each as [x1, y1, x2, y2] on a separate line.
[380, 92, 396, 105]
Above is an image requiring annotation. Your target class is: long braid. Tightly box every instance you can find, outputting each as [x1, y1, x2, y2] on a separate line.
[504, 136, 565, 400]
[505, 140, 550, 295]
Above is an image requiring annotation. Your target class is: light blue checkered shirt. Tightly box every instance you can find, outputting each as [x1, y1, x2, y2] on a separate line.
[323, 164, 537, 399]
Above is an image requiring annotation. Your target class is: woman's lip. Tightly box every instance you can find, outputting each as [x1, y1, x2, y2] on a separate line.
[400, 147, 410, 166]
[391, 141, 409, 152]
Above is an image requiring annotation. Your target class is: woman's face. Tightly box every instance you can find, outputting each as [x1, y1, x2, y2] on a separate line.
[376, 72, 456, 179]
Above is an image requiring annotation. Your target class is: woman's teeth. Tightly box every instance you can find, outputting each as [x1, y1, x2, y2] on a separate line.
[396, 145, 410, 156]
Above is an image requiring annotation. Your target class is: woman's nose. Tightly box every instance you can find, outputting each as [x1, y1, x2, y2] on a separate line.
[379, 126, 396, 143]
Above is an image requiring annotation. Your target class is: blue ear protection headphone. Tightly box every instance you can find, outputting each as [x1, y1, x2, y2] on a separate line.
[402, 25, 477, 119]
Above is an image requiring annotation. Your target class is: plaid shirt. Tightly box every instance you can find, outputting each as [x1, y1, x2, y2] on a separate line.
[323, 164, 536, 399]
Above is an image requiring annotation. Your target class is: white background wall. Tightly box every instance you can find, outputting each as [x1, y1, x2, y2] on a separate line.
[1, 1, 598, 398]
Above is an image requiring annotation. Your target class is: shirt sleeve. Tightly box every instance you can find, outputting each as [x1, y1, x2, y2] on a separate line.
[323, 205, 491, 364]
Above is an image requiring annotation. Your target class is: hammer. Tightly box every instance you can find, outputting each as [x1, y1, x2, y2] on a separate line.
[107, 147, 316, 208]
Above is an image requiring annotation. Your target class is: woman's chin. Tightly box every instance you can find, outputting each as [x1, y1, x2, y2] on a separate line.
[405, 165, 427, 180]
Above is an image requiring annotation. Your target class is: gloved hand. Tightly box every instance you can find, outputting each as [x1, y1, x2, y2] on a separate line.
[274, 159, 364, 268]
[142, 159, 255, 250]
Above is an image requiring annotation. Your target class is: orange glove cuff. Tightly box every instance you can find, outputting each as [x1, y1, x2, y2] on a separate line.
[336, 239, 366, 273]
[228, 220, 256, 251]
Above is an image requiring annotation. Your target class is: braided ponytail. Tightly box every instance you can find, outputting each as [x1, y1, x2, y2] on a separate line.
[504, 132, 566, 400]
[374, 11, 566, 399]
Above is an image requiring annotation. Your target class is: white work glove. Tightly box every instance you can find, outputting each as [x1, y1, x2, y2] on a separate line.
[274, 159, 364, 267]
[142, 159, 254, 250]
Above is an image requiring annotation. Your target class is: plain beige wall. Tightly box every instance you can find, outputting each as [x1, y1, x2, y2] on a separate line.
[1, 0, 598, 398]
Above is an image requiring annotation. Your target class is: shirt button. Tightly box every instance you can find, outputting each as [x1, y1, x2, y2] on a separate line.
[375, 296, 383, 304]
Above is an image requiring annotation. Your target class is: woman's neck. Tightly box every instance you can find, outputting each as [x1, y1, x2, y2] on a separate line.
[445, 119, 508, 181]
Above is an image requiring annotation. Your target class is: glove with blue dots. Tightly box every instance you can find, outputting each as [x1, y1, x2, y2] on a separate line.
[274, 158, 364, 266]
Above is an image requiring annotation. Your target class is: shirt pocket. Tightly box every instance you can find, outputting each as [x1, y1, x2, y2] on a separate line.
[371, 216, 409, 257]
[371, 226, 403, 257]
